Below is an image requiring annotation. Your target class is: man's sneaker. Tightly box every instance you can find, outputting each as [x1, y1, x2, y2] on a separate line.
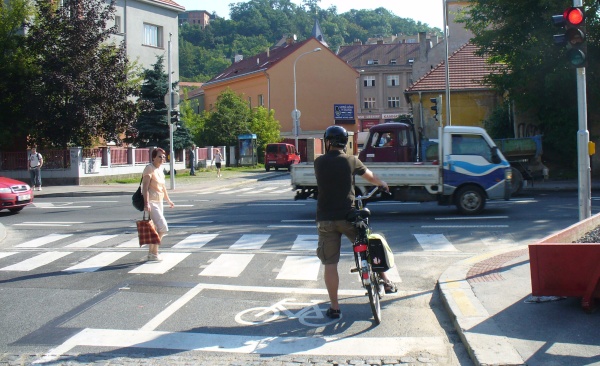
[147, 253, 162, 261]
[326, 308, 341, 319]
[38, 187, 42, 191]
[384, 280, 397, 294]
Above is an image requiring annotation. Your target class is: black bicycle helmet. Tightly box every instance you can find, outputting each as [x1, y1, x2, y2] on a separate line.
[324, 125, 348, 148]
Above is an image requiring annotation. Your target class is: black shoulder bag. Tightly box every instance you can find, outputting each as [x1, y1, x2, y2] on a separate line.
[132, 177, 144, 211]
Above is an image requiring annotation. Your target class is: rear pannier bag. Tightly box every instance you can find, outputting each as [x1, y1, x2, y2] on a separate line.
[368, 233, 395, 271]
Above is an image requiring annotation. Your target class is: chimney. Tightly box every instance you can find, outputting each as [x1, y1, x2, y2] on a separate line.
[267, 48, 270, 58]
[419, 31, 428, 62]
[234, 54, 243, 63]
[286, 34, 297, 45]
[354, 39, 362, 45]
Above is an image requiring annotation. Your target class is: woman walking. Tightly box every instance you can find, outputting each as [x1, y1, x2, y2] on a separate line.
[212, 149, 223, 177]
[142, 148, 174, 261]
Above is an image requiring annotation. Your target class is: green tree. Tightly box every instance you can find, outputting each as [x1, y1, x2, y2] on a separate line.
[25, 0, 147, 148]
[132, 56, 193, 151]
[0, 0, 34, 149]
[249, 106, 281, 161]
[461, 0, 600, 166]
[203, 89, 281, 160]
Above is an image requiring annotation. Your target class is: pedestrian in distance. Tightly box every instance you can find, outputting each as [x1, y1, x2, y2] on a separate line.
[28, 146, 43, 191]
[314, 125, 397, 319]
[212, 149, 223, 177]
[189, 144, 196, 176]
[142, 147, 175, 261]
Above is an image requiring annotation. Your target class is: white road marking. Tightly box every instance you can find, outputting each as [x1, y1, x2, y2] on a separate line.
[172, 234, 218, 249]
[421, 225, 509, 228]
[276, 256, 321, 281]
[434, 216, 508, 220]
[268, 225, 315, 228]
[248, 203, 305, 206]
[229, 234, 269, 250]
[0, 252, 18, 260]
[140, 283, 205, 332]
[129, 253, 191, 274]
[65, 235, 118, 248]
[35, 328, 445, 363]
[414, 234, 458, 252]
[200, 254, 254, 277]
[16, 233, 73, 248]
[291, 235, 318, 251]
[63, 252, 130, 272]
[116, 238, 140, 248]
[169, 222, 213, 227]
[0, 251, 72, 271]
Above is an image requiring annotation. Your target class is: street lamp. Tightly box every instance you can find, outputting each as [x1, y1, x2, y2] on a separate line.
[293, 47, 321, 153]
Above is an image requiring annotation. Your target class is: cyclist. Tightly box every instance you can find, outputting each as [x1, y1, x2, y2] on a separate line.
[314, 125, 398, 319]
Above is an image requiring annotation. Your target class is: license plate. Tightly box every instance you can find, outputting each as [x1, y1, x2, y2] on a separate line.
[17, 194, 31, 201]
[269, 161, 276, 163]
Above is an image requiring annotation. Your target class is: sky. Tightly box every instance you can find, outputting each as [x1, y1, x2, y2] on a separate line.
[174, 0, 444, 30]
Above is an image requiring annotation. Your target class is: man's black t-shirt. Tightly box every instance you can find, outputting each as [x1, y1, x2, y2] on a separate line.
[314, 150, 367, 221]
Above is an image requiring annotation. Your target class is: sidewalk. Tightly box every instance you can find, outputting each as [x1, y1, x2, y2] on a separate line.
[3, 176, 599, 365]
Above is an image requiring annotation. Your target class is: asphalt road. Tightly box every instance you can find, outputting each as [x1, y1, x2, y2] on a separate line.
[0, 177, 594, 365]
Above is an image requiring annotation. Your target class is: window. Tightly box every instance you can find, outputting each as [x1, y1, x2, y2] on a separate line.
[390, 59, 397, 65]
[143, 23, 163, 48]
[451, 134, 492, 161]
[364, 97, 376, 109]
[367, 59, 379, 65]
[388, 96, 401, 108]
[363, 76, 375, 87]
[387, 75, 400, 87]
[115, 16, 122, 33]
[258, 94, 264, 107]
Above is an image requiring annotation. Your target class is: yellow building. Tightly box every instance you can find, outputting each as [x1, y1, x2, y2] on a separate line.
[405, 43, 503, 139]
[201, 37, 358, 160]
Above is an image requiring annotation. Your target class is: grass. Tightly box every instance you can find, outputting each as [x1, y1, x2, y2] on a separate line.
[104, 164, 267, 184]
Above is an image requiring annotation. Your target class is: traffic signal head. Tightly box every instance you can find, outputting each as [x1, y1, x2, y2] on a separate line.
[430, 96, 442, 122]
[552, 7, 586, 68]
[170, 110, 179, 124]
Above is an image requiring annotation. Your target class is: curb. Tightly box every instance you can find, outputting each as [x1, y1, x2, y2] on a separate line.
[438, 246, 528, 366]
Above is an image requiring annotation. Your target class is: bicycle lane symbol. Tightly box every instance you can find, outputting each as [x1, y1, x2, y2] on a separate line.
[235, 298, 340, 327]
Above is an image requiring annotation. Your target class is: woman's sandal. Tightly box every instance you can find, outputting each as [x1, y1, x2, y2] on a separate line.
[326, 308, 341, 319]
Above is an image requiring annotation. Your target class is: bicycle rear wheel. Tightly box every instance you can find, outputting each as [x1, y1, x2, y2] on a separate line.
[366, 266, 382, 324]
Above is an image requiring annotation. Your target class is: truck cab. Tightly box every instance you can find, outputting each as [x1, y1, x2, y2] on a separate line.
[358, 122, 418, 163]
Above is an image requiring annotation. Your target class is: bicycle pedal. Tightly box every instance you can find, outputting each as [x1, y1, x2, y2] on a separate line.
[350, 267, 359, 273]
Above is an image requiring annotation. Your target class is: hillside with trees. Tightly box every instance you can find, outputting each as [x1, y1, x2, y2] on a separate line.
[179, 0, 441, 82]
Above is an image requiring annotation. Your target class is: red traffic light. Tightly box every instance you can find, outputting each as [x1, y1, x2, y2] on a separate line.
[564, 7, 584, 26]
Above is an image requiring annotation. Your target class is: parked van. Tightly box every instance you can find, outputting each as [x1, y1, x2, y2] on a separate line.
[265, 143, 300, 171]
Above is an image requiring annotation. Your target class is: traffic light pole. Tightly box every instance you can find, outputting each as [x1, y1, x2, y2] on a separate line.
[576, 67, 591, 220]
[168, 33, 175, 190]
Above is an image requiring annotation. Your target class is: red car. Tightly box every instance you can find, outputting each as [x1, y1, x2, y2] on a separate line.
[0, 176, 33, 213]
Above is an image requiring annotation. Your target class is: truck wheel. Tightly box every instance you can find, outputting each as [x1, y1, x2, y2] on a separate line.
[455, 186, 485, 215]
[265, 165, 271, 172]
[511, 167, 523, 196]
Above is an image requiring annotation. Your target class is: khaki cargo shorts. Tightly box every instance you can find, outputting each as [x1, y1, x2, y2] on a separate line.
[316, 220, 357, 265]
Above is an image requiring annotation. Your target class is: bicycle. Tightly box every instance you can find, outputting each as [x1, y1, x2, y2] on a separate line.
[347, 186, 386, 324]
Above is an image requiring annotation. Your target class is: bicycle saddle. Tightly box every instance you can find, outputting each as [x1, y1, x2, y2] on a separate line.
[346, 208, 371, 221]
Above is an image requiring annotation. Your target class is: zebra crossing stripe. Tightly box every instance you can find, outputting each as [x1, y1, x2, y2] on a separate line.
[0, 251, 72, 271]
[117, 238, 140, 248]
[229, 234, 269, 250]
[63, 252, 130, 272]
[414, 234, 458, 251]
[199, 254, 254, 277]
[172, 234, 218, 249]
[129, 253, 191, 274]
[65, 235, 118, 248]
[276, 256, 321, 281]
[291, 235, 318, 251]
[0, 252, 18, 260]
[16, 233, 73, 248]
